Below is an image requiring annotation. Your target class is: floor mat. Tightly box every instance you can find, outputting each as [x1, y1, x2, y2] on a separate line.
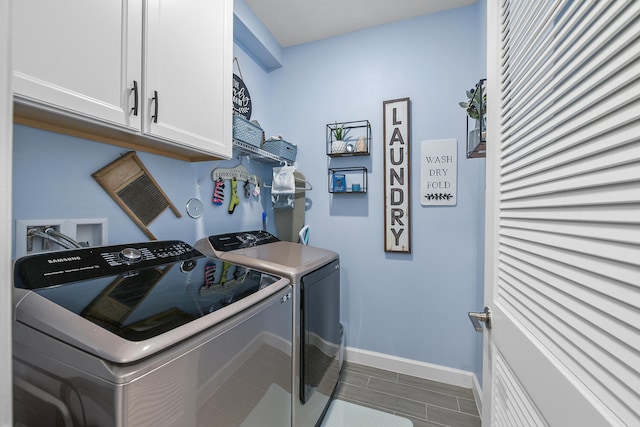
[321, 399, 413, 427]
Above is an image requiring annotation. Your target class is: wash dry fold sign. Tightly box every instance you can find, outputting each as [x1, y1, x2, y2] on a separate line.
[421, 139, 457, 206]
[383, 98, 411, 253]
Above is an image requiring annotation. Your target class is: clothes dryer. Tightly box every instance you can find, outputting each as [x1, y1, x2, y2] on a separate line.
[195, 231, 343, 427]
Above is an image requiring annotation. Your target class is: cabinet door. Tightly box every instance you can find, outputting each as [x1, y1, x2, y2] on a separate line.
[144, 0, 232, 158]
[12, 0, 142, 130]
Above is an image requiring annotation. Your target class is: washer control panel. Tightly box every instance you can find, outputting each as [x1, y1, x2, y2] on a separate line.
[15, 240, 202, 290]
[100, 242, 196, 267]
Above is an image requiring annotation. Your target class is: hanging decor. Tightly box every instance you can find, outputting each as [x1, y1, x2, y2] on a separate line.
[383, 98, 411, 253]
[232, 57, 252, 120]
[92, 151, 181, 240]
[210, 164, 261, 214]
[421, 139, 457, 206]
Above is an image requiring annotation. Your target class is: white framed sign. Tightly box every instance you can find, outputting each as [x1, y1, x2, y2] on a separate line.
[383, 98, 411, 253]
[421, 139, 457, 206]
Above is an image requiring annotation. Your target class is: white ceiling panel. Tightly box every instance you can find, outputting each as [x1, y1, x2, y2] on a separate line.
[244, 0, 477, 47]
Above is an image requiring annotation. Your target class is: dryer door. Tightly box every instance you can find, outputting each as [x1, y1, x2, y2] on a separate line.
[300, 259, 341, 403]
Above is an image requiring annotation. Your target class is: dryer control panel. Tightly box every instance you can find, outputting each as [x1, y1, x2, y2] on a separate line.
[207, 230, 279, 252]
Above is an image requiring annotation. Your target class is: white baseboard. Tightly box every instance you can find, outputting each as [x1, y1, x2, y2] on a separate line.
[472, 372, 482, 414]
[344, 347, 482, 413]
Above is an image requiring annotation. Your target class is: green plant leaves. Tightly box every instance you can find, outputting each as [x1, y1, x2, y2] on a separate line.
[459, 86, 486, 121]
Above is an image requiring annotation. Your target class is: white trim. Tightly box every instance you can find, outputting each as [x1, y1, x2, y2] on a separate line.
[482, 0, 500, 424]
[1, 0, 12, 424]
[472, 372, 482, 415]
[344, 346, 480, 399]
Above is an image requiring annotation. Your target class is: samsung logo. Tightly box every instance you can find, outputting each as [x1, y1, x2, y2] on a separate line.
[48, 256, 81, 264]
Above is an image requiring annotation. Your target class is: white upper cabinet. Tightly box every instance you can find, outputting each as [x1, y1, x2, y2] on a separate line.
[12, 0, 142, 130]
[143, 0, 232, 158]
[12, 0, 232, 160]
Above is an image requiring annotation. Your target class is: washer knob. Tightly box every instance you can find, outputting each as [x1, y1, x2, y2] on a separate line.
[119, 248, 143, 264]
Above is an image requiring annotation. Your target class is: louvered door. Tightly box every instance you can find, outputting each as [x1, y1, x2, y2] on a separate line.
[483, 0, 640, 426]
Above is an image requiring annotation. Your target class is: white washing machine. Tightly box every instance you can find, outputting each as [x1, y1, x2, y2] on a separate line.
[13, 240, 293, 427]
[195, 231, 343, 427]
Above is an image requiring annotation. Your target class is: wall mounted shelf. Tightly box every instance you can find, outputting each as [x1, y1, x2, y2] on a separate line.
[465, 79, 486, 158]
[232, 139, 293, 165]
[328, 167, 367, 194]
[326, 120, 370, 195]
[326, 120, 371, 157]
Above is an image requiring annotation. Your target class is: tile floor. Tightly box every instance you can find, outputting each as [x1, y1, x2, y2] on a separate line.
[332, 362, 481, 427]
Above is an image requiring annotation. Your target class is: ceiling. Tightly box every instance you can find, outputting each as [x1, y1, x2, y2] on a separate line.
[244, 0, 477, 48]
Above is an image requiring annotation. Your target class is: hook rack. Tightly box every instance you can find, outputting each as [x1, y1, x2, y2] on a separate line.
[211, 164, 260, 186]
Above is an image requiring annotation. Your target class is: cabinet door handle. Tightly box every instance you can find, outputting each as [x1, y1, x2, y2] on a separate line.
[151, 90, 159, 123]
[131, 80, 139, 116]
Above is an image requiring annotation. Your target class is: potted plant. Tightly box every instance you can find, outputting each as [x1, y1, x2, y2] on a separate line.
[459, 86, 486, 122]
[459, 82, 487, 143]
[331, 123, 348, 154]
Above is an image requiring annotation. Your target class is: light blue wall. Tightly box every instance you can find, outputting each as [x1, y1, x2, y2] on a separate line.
[12, 125, 277, 254]
[12, 121, 276, 258]
[233, 42, 272, 133]
[12, 2, 488, 380]
[264, 5, 487, 373]
[233, 0, 282, 71]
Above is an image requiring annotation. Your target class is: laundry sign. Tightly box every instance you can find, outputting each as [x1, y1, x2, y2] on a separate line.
[383, 98, 411, 253]
[421, 139, 457, 206]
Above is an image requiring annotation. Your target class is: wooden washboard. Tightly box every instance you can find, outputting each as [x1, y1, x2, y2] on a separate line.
[92, 151, 181, 240]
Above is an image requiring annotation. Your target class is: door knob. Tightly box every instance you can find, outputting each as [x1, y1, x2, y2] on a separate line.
[468, 307, 492, 332]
